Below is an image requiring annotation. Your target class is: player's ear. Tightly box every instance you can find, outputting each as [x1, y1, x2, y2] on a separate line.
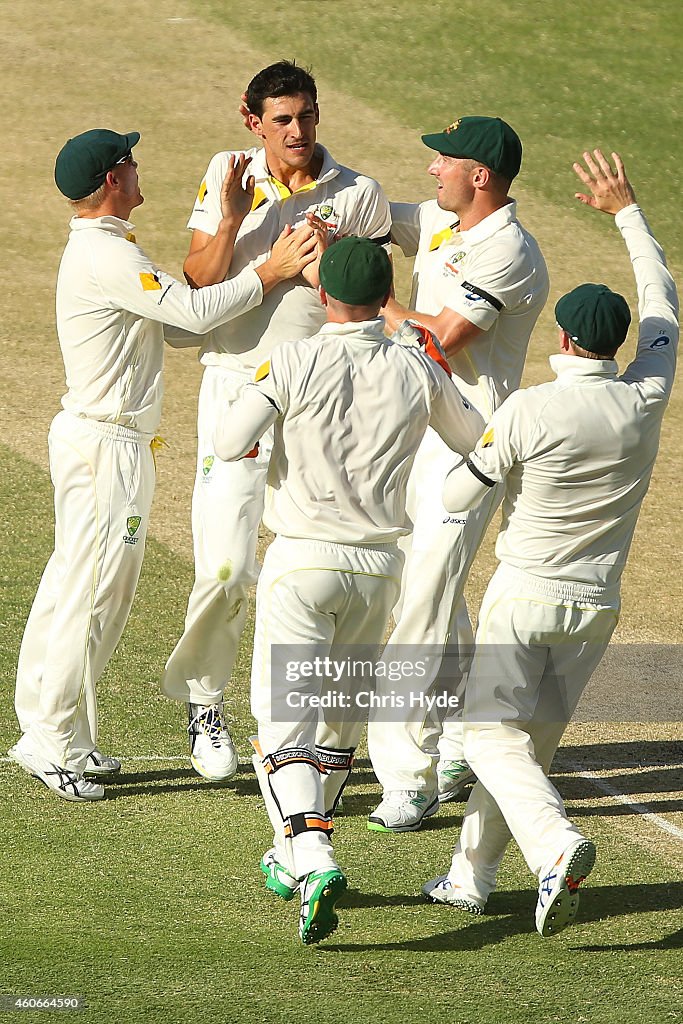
[247, 112, 265, 137]
[318, 285, 328, 308]
[314, 103, 320, 126]
[558, 328, 571, 352]
[472, 165, 491, 189]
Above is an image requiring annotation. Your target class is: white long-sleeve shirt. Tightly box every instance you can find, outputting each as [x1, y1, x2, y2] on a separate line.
[443, 204, 679, 595]
[214, 318, 484, 545]
[56, 215, 263, 435]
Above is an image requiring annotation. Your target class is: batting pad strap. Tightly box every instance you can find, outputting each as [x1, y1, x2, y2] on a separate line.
[263, 746, 323, 775]
[284, 812, 334, 838]
[315, 745, 355, 772]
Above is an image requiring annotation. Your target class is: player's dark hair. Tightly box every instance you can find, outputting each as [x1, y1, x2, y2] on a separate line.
[246, 60, 317, 117]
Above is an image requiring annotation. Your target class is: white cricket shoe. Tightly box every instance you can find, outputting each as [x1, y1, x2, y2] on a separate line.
[84, 749, 122, 776]
[437, 760, 476, 803]
[422, 875, 486, 915]
[367, 790, 439, 832]
[535, 838, 596, 937]
[8, 744, 104, 803]
[187, 701, 239, 781]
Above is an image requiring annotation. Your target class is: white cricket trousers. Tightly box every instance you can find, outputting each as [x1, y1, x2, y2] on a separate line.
[447, 564, 619, 903]
[15, 411, 155, 773]
[252, 535, 403, 879]
[367, 427, 501, 793]
[162, 365, 272, 705]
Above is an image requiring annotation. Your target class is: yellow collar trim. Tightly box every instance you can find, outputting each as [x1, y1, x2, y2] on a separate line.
[428, 223, 459, 252]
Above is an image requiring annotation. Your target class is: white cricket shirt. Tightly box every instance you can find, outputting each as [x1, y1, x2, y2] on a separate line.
[188, 145, 391, 373]
[391, 199, 549, 417]
[56, 215, 263, 435]
[214, 318, 484, 545]
[461, 205, 678, 593]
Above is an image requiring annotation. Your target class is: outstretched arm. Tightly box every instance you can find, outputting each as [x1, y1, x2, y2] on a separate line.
[575, 149, 678, 397]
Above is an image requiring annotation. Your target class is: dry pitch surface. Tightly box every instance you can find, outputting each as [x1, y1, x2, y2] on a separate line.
[0, 2, 681, 1014]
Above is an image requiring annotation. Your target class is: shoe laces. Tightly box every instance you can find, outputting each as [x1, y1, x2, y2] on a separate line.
[188, 702, 229, 749]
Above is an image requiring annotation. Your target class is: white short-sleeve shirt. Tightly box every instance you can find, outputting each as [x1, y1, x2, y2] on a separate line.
[391, 199, 549, 417]
[188, 144, 391, 374]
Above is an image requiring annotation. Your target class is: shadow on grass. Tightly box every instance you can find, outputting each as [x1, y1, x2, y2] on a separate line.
[554, 766, 683, 798]
[103, 762, 255, 798]
[557, 740, 683, 769]
[325, 882, 683, 953]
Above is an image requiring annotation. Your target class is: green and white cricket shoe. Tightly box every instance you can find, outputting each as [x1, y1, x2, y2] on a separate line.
[367, 790, 439, 832]
[535, 838, 596, 937]
[299, 868, 348, 945]
[437, 760, 476, 803]
[260, 848, 299, 902]
[422, 875, 485, 914]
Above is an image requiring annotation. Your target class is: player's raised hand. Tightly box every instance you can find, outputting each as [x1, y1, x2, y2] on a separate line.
[270, 223, 318, 280]
[220, 153, 254, 224]
[573, 150, 637, 216]
[238, 92, 253, 132]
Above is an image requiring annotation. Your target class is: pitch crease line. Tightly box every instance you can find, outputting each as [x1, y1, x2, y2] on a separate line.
[566, 761, 683, 842]
[1, 755, 681, 840]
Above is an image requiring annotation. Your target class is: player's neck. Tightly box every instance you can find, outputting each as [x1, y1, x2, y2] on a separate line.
[77, 196, 139, 222]
[457, 195, 512, 232]
[265, 147, 323, 192]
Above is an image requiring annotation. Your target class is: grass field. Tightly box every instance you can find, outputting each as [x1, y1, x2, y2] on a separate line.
[1, 2, 682, 1022]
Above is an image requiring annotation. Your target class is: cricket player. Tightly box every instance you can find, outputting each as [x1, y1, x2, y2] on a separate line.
[367, 116, 550, 831]
[423, 151, 678, 937]
[161, 61, 393, 782]
[213, 236, 484, 943]
[8, 128, 316, 802]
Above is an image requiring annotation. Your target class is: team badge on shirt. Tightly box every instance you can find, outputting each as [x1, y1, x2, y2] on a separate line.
[481, 428, 495, 449]
[197, 180, 208, 203]
[202, 456, 215, 476]
[254, 361, 270, 382]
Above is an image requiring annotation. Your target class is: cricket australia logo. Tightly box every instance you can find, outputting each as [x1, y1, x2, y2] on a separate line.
[316, 203, 339, 233]
[123, 515, 142, 546]
[443, 252, 466, 277]
[202, 455, 215, 480]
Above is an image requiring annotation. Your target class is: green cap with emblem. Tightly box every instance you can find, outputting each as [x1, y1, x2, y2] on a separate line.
[555, 283, 631, 355]
[319, 235, 392, 305]
[54, 128, 140, 200]
[422, 116, 522, 181]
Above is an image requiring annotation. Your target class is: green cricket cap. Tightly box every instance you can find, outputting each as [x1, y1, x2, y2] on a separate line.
[54, 128, 141, 200]
[422, 115, 522, 181]
[319, 236, 392, 305]
[555, 283, 631, 355]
